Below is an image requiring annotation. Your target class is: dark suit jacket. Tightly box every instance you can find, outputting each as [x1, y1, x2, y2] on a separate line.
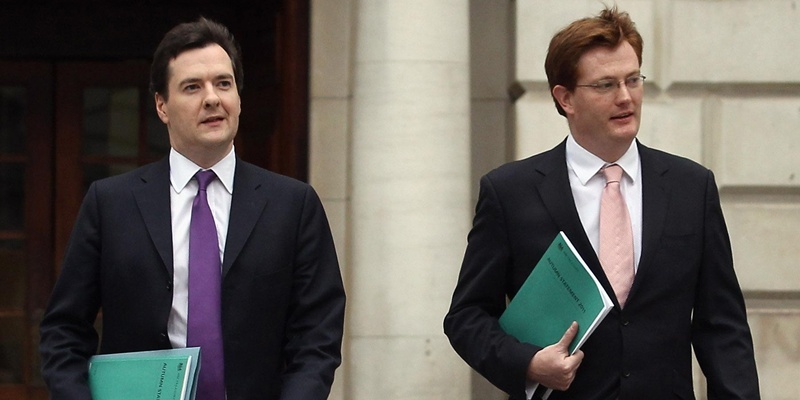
[444, 140, 759, 399]
[40, 157, 346, 400]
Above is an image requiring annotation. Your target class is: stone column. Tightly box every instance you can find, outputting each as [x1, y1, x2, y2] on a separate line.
[347, 1, 472, 398]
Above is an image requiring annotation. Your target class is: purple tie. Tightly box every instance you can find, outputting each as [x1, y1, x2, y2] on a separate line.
[187, 170, 225, 399]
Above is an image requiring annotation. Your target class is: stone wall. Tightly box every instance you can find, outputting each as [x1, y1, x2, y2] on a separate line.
[512, 1, 800, 399]
[310, 0, 800, 398]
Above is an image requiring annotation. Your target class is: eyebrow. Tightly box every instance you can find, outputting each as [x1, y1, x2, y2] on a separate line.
[595, 70, 641, 81]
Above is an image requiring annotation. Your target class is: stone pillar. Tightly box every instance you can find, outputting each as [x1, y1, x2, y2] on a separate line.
[310, 0, 354, 398]
[468, 1, 514, 397]
[347, 1, 472, 398]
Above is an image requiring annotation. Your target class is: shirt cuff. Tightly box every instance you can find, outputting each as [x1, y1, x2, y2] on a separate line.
[525, 381, 539, 399]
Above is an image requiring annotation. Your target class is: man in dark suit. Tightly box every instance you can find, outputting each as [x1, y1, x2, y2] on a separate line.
[444, 6, 759, 399]
[40, 17, 345, 399]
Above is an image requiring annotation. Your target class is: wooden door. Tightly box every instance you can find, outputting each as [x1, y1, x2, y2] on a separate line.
[54, 61, 169, 266]
[0, 3, 309, 397]
[0, 59, 166, 400]
[0, 62, 52, 400]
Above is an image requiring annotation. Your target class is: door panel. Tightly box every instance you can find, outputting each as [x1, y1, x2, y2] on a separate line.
[0, 62, 53, 400]
[54, 62, 169, 268]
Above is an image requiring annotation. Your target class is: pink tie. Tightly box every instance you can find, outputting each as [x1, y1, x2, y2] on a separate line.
[599, 164, 634, 308]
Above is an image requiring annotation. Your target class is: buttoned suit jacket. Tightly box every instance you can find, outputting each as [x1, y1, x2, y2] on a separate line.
[40, 157, 345, 400]
[444, 140, 759, 399]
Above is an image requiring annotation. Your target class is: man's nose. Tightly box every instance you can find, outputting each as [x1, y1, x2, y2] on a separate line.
[203, 85, 221, 108]
[615, 83, 632, 103]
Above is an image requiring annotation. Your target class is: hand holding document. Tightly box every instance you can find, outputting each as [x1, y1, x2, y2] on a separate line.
[528, 321, 584, 391]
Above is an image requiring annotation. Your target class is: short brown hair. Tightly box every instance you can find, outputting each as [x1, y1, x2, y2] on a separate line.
[150, 17, 243, 100]
[544, 6, 643, 116]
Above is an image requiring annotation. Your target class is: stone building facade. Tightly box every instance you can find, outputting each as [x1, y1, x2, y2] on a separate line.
[310, 1, 800, 398]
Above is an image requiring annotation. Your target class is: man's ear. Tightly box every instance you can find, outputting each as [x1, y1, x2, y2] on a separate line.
[155, 93, 169, 124]
[552, 85, 574, 116]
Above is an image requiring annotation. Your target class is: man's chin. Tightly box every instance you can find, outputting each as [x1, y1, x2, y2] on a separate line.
[611, 125, 639, 142]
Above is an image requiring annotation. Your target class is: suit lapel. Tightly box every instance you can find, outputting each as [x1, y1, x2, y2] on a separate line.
[536, 144, 593, 255]
[132, 158, 174, 275]
[628, 143, 670, 300]
[534, 142, 614, 297]
[222, 160, 269, 277]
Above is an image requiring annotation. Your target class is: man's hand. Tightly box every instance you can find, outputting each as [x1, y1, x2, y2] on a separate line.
[526, 321, 584, 391]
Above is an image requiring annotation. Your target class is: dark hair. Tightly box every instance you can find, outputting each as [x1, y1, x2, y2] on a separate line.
[544, 6, 643, 116]
[150, 17, 243, 99]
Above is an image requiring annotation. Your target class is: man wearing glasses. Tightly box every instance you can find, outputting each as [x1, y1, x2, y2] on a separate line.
[444, 6, 759, 399]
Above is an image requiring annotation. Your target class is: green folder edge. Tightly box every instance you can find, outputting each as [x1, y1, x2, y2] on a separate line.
[499, 231, 613, 354]
[88, 347, 201, 400]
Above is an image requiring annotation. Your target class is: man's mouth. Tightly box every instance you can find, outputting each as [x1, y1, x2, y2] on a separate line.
[611, 112, 633, 121]
[201, 116, 225, 124]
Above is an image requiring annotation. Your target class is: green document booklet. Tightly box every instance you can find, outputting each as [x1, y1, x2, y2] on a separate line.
[499, 232, 613, 399]
[499, 231, 613, 354]
[88, 347, 201, 400]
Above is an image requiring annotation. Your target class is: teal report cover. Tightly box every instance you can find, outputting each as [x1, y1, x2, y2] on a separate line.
[499, 231, 613, 354]
[88, 347, 200, 400]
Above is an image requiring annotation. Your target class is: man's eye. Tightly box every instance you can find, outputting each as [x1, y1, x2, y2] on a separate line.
[597, 81, 615, 90]
[184, 84, 200, 92]
[218, 81, 232, 88]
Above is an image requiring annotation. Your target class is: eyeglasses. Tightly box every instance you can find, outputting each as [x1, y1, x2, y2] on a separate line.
[575, 74, 646, 94]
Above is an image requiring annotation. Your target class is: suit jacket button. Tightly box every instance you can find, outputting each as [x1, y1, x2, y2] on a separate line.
[166, 282, 173, 291]
[621, 320, 630, 326]
[623, 372, 631, 378]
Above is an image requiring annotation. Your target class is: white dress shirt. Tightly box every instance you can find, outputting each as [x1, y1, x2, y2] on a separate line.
[167, 147, 236, 348]
[565, 135, 642, 271]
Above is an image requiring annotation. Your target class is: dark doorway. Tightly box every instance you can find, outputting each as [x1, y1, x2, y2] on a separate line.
[0, 2, 309, 398]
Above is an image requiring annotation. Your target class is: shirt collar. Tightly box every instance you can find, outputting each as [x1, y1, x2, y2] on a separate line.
[169, 147, 236, 194]
[566, 135, 640, 185]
